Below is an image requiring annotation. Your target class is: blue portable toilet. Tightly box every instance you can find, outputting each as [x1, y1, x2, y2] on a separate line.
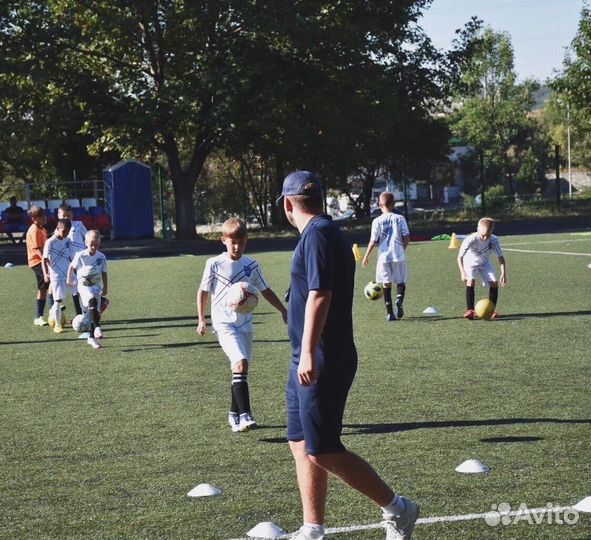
[103, 160, 154, 239]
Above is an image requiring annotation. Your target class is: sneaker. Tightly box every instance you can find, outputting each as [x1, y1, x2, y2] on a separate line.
[395, 298, 404, 319]
[291, 527, 325, 540]
[53, 324, 63, 334]
[491, 311, 500, 319]
[463, 309, 475, 320]
[78, 332, 91, 340]
[34, 317, 48, 326]
[384, 497, 420, 540]
[94, 326, 104, 339]
[386, 313, 396, 322]
[228, 413, 241, 433]
[239, 413, 257, 431]
[87, 337, 103, 349]
[100, 297, 110, 314]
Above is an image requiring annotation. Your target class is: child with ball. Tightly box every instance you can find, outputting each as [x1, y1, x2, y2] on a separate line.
[42, 218, 72, 334]
[197, 217, 287, 432]
[457, 217, 506, 319]
[362, 191, 410, 321]
[67, 230, 108, 349]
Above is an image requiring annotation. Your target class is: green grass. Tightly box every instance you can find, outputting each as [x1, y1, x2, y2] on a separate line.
[1, 232, 590, 540]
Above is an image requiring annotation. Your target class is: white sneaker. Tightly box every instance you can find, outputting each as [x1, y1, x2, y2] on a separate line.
[239, 413, 256, 431]
[34, 317, 48, 326]
[291, 527, 325, 540]
[384, 497, 420, 540]
[87, 337, 103, 349]
[94, 326, 104, 339]
[228, 413, 241, 433]
[53, 324, 63, 334]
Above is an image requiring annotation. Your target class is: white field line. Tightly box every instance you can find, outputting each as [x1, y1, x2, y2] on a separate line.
[504, 238, 591, 246]
[504, 248, 591, 257]
[225, 505, 573, 540]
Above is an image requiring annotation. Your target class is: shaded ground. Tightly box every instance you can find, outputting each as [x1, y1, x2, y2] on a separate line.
[1, 214, 589, 267]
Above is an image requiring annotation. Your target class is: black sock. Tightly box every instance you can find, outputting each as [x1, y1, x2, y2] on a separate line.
[73, 294, 82, 316]
[230, 384, 239, 415]
[88, 297, 100, 333]
[489, 286, 498, 306]
[383, 287, 394, 315]
[36, 299, 46, 318]
[396, 283, 406, 304]
[232, 373, 251, 414]
[466, 286, 475, 310]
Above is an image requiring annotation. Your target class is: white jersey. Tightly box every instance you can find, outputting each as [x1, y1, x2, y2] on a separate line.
[370, 212, 410, 263]
[43, 235, 72, 280]
[459, 232, 504, 267]
[199, 253, 269, 332]
[68, 220, 88, 256]
[70, 249, 107, 290]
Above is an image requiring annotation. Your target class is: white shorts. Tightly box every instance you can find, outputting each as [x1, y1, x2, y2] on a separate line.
[78, 283, 102, 308]
[215, 326, 253, 367]
[49, 276, 76, 302]
[465, 262, 497, 286]
[376, 260, 408, 285]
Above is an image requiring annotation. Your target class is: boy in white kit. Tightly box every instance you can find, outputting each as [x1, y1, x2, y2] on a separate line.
[67, 230, 108, 349]
[197, 218, 287, 432]
[362, 191, 410, 321]
[457, 217, 507, 320]
[42, 218, 72, 334]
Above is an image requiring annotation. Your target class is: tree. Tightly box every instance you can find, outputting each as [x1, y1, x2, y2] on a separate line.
[451, 27, 540, 196]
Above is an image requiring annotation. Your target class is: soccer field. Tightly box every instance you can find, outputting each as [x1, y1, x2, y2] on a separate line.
[1, 232, 590, 540]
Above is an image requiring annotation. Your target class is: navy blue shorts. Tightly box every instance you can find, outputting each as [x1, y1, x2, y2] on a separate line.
[31, 263, 49, 291]
[286, 359, 357, 455]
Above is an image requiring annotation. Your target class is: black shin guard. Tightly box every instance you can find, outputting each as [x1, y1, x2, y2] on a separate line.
[466, 286, 475, 310]
[489, 286, 499, 306]
[88, 297, 100, 333]
[383, 287, 394, 315]
[232, 373, 251, 415]
[73, 294, 83, 316]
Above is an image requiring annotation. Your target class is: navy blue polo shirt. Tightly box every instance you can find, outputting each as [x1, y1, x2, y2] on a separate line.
[288, 214, 357, 369]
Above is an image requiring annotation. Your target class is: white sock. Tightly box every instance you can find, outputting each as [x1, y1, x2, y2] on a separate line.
[382, 495, 406, 517]
[301, 522, 325, 539]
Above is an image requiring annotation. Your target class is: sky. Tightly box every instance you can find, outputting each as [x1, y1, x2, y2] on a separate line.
[419, 0, 585, 82]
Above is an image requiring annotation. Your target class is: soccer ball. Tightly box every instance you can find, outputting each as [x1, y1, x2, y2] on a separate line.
[227, 282, 259, 314]
[475, 299, 495, 319]
[72, 313, 90, 333]
[78, 265, 101, 287]
[364, 281, 383, 301]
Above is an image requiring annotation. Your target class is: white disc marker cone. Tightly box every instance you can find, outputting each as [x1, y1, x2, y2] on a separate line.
[422, 306, 439, 315]
[574, 496, 591, 513]
[246, 521, 287, 539]
[455, 459, 490, 474]
[186, 483, 222, 497]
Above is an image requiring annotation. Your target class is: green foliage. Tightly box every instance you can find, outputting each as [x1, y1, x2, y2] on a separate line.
[484, 183, 506, 210]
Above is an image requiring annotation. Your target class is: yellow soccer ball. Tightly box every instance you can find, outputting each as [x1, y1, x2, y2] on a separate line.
[364, 281, 383, 301]
[475, 299, 495, 319]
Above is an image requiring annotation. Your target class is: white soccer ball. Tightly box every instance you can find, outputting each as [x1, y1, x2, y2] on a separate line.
[226, 281, 259, 314]
[72, 313, 90, 333]
[78, 265, 101, 287]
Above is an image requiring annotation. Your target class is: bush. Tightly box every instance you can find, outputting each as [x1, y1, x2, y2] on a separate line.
[484, 184, 506, 210]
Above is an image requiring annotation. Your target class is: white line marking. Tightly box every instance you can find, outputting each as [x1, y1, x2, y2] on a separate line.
[504, 248, 591, 257]
[505, 238, 590, 246]
[225, 505, 573, 539]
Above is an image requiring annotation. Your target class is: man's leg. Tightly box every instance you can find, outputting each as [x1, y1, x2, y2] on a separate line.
[289, 440, 328, 525]
[309, 450, 394, 506]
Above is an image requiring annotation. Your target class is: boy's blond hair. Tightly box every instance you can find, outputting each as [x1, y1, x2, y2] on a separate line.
[85, 229, 101, 242]
[28, 205, 45, 219]
[379, 191, 395, 209]
[478, 217, 495, 234]
[221, 217, 247, 239]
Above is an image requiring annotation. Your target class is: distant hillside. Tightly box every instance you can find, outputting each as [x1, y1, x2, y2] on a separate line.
[533, 85, 551, 110]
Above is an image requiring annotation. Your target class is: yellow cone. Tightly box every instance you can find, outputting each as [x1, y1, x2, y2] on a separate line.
[448, 233, 461, 249]
[352, 243, 362, 262]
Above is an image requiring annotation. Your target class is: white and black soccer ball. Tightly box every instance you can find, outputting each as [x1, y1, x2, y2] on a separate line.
[78, 265, 101, 287]
[72, 313, 90, 333]
[226, 282, 259, 314]
[364, 281, 383, 301]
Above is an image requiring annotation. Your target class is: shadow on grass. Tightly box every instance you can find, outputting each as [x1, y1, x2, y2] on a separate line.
[404, 309, 591, 322]
[258, 417, 591, 444]
[116, 337, 290, 352]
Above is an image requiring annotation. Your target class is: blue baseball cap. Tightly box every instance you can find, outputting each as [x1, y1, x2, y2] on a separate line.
[277, 170, 322, 204]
